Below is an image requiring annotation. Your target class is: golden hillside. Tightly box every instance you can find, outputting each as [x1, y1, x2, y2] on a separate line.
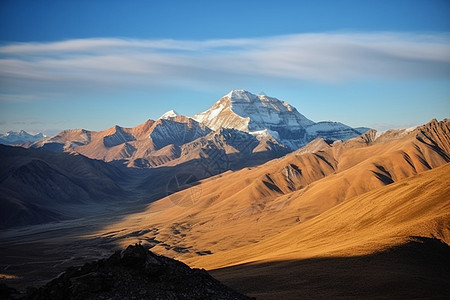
[192, 162, 450, 269]
[90, 119, 450, 267]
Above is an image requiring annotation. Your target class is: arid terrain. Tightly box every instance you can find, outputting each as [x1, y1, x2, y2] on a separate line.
[2, 0, 450, 297]
[1, 118, 449, 298]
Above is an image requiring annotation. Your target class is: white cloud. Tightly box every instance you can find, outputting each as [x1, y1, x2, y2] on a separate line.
[1, 32, 449, 101]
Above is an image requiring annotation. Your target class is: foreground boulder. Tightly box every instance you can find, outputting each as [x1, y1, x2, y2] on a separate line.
[4, 244, 251, 300]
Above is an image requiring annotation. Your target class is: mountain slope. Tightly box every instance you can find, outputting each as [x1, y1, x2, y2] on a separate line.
[90, 119, 450, 264]
[192, 162, 450, 269]
[0, 145, 126, 228]
[210, 236, 450, 299]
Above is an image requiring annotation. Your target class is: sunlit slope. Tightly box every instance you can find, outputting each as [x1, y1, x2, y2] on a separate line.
[189, 162, 450, 269]
[93, 119, 450, 261]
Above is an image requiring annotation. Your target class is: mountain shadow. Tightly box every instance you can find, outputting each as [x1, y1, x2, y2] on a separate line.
[210, 237, 450, 299]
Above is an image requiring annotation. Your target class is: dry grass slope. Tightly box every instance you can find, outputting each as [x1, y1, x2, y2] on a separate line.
[91, 119, 450, 269]
[191, 162, 450, 269]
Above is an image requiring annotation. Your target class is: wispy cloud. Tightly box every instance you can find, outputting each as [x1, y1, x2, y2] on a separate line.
[0, 93, 40, 102]
[1, 32, 449, 101]
[12, 120, 45, 125]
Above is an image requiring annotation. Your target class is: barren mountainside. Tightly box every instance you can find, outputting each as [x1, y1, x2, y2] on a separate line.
[89, 119, 450, 265]
[0, 145, 126, 228]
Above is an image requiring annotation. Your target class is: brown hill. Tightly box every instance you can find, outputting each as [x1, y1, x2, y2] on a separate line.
[205, 163, 450, 298]
[89, 119, 449, 265]
[194, 161, 450, 269]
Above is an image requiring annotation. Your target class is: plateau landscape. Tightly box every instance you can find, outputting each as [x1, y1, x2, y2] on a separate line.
[1, 91, 449, 299]
[1, 1, 450, 299]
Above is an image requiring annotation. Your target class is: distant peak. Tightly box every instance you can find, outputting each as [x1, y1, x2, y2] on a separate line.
[5, 130, 35, 137]
[160, 110, 179, 120]
[225, 89, 256, 101]
[0, 130, 45, 145]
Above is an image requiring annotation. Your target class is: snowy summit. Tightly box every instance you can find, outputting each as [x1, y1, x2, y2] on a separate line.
[193, 89, 367, 150]
[160, 110, 180, 120]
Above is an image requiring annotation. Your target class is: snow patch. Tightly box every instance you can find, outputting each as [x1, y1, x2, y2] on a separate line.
[249, 129, 279, 140]
[404, 125, 418, 133]
[160, 110, 179, 119]
[206, 104, 224, 121]
[375, 130, 384, 140]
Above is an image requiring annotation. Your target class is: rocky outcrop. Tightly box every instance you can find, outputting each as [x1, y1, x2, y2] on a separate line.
[103, 126, 136, 148]
[2, 244, 252, 300]
[150, 117, 211, 150]
[31, 129, 91, 152]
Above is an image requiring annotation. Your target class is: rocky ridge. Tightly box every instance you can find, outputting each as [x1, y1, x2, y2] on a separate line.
[1, 244, 251, 300]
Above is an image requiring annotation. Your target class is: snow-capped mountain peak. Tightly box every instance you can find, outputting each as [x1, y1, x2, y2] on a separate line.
[160, 110, 180, 120]
[194, 90, 314, 147]
[193, 90, 367, 150]
[224, 89, 258, 102]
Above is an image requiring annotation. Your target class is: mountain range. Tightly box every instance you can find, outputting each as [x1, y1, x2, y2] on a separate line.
[89, 119, 450, 261]
[0, 90, 449, 298]
[86, 118, 450, 298]
[0, 130, 44, 146]
[1, 90, 370, 229]
[28, 90, 368, 172]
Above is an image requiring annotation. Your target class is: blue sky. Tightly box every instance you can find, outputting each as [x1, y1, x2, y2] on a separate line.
[0, 0, 449, 135]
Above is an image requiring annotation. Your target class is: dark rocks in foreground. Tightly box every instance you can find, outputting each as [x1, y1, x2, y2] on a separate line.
[2, 244, 251, 300]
